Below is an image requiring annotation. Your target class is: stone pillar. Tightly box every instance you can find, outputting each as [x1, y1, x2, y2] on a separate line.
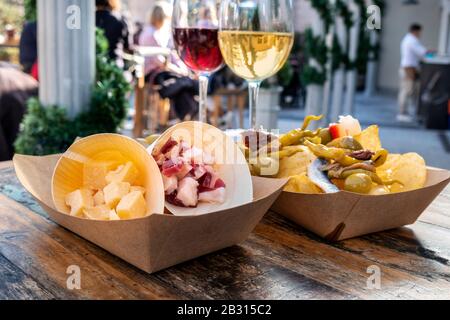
[304, 8, 324, 129]
[343, 0, 360, 115]
[364, 30, 378, 97]
[364, 0, 380, 97]
[330, 1, 347, 122]
[38, 0, 95, 118]
[438, 0, 450, 55]
[321, 0, 337, 127]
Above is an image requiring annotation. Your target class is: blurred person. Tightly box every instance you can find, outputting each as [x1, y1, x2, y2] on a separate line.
[397, 23, 428, 122]
[0, 64, 38, 161]
[197, 7, 214, 28]
[96, 0, 131, 65]
[19, 21, 37, 75]
[139, 5, 198, 121]
[133, 21, 144, 46]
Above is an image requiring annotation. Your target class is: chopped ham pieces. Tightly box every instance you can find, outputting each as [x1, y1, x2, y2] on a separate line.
[161, 159, 183, 177]
[176, 163, 193, 180]
[168, 145, 181, 160]
[153, 139, 226, 208]
[160, 138, 178, 154]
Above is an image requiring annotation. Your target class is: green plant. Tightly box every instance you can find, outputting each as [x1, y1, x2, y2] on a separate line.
[354, 0, 369, 75]
[0, 1, 24, 33]
[309, 0, 333, 33]
[14, 98, 75, 155]
[354, 0, 385, 75]
[75, 29, 130, 136]
[301, 65, 327, 86]
[0, 47, 20, 64]
[24, 0, 37, 22]
[15, 29, 131, 155]
[0, 49, 12, 61]
[302, 0, 385, 84]
[277, 62, 294, 88]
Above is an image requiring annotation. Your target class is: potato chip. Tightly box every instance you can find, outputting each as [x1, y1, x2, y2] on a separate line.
[354, 125, 382, 151]
[276, 146, 316, 179]
[284, 173, 323, 194]
[376, 153, 427, 193]
[376, 154, 401, 180]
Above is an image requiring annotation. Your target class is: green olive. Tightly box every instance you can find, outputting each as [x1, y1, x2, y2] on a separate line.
[344, 173, 373, 194]
[318, 128, 332, 145]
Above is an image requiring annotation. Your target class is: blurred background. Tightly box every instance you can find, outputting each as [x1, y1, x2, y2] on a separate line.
[0, 0, 449, 168]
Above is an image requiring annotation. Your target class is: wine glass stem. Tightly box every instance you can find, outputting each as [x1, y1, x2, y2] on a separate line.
[248, 81, 261, 129]
[198, 74, 209, 123]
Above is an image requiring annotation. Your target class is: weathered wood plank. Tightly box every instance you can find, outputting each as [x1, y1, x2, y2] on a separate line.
[0, 194, 182, 300]
[338, 223, 450, 277]
[153, 246, 356, 300]
[251, 213, 450, 299]
[0, 167, 47, 218]
[0, 254, 54, 300]
[419, 186, 450, 229]
[0, 192, 356, 300]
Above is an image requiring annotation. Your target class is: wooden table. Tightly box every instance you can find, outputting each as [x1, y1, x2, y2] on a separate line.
[1, 160, 450, 300]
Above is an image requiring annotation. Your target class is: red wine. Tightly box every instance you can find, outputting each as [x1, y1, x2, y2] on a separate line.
[173, 28, 224, 73]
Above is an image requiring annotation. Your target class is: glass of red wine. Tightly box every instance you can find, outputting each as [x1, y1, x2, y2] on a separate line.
[172, 0, 224, 123]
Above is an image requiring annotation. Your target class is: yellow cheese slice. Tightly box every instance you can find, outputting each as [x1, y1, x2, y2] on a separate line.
[105, 162, 139, 185]
[65, 188, 94, 217]
[103, 181, 130, 207]
[116, 191, 146, 220]
[93, 190, 105, 206]
[83, 205, 111, 220]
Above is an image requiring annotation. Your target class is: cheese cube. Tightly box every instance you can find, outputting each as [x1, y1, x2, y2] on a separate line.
[130, 186, 146, 195]
[105, 162, 138, 185]
[83, 205, 111, 220]
[103, 182, 130, 208]
[92, 151, 128, 167]
[65, 189, 94, 217]
[93, 190, 105, 206]
[83, 162, 110, 190]
[116, 191, 147, 219]
[109, 209, 120, 221]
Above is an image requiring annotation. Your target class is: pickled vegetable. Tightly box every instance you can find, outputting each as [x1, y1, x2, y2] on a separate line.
[279, 115, 323, 147]
[318, 128, 332, 145]
[371, 149, 388, 167]
[304, 140, 362, 166]
[327, 136, 363, 151]
[344, 173, 373, 194]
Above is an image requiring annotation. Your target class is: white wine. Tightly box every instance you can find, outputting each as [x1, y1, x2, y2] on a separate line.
[218, 31, 294, 81]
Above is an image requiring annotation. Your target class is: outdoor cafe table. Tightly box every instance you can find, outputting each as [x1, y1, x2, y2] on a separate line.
[0, 159, 450, 300]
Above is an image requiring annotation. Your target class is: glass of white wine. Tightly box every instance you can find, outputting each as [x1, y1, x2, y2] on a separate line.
[218, 0, 294, 129]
